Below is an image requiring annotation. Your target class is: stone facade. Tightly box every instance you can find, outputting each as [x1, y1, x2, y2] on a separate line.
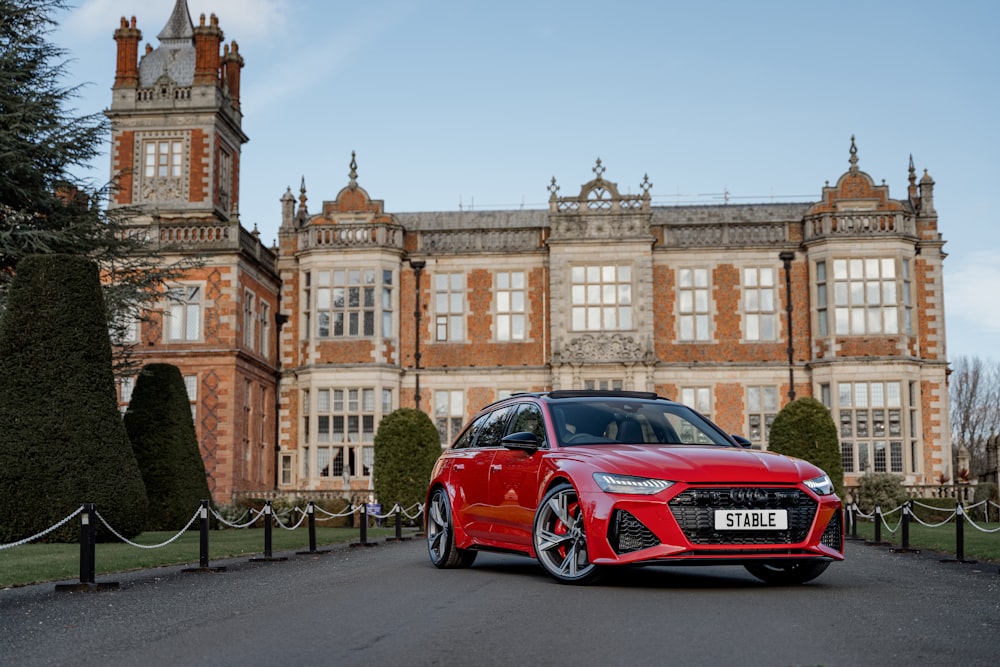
[108, 2, 952, 504]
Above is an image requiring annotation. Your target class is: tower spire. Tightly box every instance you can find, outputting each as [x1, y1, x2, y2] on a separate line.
[158, 0, 194, 43]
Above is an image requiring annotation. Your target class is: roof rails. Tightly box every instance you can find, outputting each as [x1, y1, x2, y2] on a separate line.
[546, 390, 661, 400]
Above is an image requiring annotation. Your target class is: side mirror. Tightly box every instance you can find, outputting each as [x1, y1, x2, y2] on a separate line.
[501, 431, 541, 452]
[731, 434, 753, 449]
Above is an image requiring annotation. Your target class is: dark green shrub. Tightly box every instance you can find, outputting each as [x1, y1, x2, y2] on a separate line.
[767, 396, 845, 499]
[373, 408, 442, 513]
[0, 254, 147, 542]
[124, 363, 211, 530]
[856, 472, 909, 514]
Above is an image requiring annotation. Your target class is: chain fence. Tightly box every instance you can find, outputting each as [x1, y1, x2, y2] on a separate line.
[2, 498, 425, 589]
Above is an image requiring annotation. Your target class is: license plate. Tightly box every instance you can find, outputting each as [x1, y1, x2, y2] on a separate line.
[714, 509, 787, 530]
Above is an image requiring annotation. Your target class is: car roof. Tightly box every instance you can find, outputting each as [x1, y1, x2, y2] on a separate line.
[477, 390, 680, 413]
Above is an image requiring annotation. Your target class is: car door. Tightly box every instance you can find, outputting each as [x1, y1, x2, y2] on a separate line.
[487, 402, 546, 548]
[441, 412, 493, 541]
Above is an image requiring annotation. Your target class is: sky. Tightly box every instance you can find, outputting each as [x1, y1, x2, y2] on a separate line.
[52, 0, 1000, 361]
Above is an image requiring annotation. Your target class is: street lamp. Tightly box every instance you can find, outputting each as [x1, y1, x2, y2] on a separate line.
[779, 251, 796, 401]
[409, 259, 426, 411]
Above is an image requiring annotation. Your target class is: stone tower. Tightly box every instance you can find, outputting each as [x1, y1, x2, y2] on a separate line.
[105, 1, 280, 503]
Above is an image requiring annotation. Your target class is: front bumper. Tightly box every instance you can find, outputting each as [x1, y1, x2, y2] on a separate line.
[580, 483, 844, 566]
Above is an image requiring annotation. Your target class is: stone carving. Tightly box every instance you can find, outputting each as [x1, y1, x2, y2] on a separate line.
[554, 333, 647, 363]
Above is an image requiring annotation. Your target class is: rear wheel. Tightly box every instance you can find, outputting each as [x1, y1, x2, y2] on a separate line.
[426, 488, 476, 569]
[744, 560, 830, 585]
[533, 483, 600, 584]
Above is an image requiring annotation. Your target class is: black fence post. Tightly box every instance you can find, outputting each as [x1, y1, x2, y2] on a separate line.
[955, 503, 967, 562]
[81, 503, 96, 584]
[183, 500, 226, 573]
[55, 503, 118, 592]
[890, 500, 920, 554]
[940, 501, 977, 565]
[385, 504, 412, 542]
[866, 505, 891, 547]
[296, 501, 330, 555]
[250, 501, 288, 562]
[352, 503, 376, 547]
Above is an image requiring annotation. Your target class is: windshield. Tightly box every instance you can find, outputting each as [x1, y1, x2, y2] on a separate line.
[548, 398, 734, 447]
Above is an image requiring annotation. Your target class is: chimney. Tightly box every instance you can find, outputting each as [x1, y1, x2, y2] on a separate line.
[113, 17, 142, 88]
[222, 41, 245, 109]
[192, 13, 224, 86]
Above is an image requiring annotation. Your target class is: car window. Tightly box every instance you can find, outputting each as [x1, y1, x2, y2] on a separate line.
[508, 403, 546, 446]
[476, 406, 513, 448]
[553, 399, 732, 447]
[451, 413, 489, 449]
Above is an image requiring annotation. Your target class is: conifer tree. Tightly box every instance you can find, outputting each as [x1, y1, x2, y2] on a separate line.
[0, 254, 148, 542]
[373, 409, 443, 514]
[767, 396, 845, 499]
[0, 0, 194, 375]
[124, 363, 211, 530]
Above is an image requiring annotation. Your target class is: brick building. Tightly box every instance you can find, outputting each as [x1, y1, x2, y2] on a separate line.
[108, 1, 952, 503]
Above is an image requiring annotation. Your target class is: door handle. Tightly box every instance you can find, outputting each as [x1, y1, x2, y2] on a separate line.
[454, 464, 465, 471]
[491, 464, 502, 471]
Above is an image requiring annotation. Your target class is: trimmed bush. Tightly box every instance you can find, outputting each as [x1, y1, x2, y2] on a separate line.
[373, 408, 442, 514]
[124, 363, 211, 530]
[767, 396, 845, 500]
[855, 472, 909, 515]
[0, 254, 147, 542]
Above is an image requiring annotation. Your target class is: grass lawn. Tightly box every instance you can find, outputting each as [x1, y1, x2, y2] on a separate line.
[848, 515, 1000, 563]
[1, 526, 408, 589]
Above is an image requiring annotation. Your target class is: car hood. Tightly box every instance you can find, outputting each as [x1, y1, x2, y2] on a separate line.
[555, 444, 824, 484]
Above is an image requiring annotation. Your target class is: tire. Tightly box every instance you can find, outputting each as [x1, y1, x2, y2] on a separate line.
[744, 560, 830, 585]
[533, 483, 600, 584]
[426, 487, 477, 569]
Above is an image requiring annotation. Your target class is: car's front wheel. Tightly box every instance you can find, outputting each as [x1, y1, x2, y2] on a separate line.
[744, 560, 830, 585]
[426, 487, 476, 569]
[533, 483, 600, 584]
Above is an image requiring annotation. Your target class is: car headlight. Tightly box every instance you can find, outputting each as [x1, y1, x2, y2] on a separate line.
[804, 474, 835, 496]
[593, 473, 674, 495]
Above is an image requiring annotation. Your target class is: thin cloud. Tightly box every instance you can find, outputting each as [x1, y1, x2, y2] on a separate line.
[946, 251, 1000, 333]
[65, 0, 289, 42]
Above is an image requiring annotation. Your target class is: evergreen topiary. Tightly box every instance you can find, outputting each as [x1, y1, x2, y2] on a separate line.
[767, 396, 845, 499]
[373, 408, 443, 515]
[124, 363, 211, 530]
[0, 254, 148, 542]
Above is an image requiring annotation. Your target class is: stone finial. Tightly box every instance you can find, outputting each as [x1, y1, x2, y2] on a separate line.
[593, 157, 606, 181]
[547, 176, 559, 201]
[349, 151, 358, 189]
[908, 154, 916, 186]
[848, 135, 859, 173]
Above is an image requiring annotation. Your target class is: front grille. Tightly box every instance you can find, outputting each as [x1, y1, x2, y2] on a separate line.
[609, 509, 660, 554]
[821, 509, 843, 551]
[668, 487, 817, 545]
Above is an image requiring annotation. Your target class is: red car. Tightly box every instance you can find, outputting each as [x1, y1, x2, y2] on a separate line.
[425, 390, 843, 584]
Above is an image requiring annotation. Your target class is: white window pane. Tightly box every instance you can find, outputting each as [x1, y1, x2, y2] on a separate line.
[602, 265, 616, 282]
[619, 307, 632, 330]
[497, 292, 510, 311]
[512, 272, 525, 289]
[572, 307, 586, 330]
[511, 292, 524, 312]
[619, 285, 631, 306]
[694, 269, 708, 287]
[449, 293, 462, 313]
[619, 266, 631, 282]
[679, 269, 692, 287]
[747, 315, 759, 340]
[587, 307, 601, 330]
[450, 316, 463, 340]
[497, 314, 510, 340]
[586, 266, 600, 282]
[760, 290, 774, 311]
[571, 285, 585, 305]
[760, 268, 774, 286]
[511, 315, 525, 339]
[744, 268, 757, 287]
[603, 308, 616, 329]
[186, 305, 200, 339]
[883, 282, 897, 304]
[851, 308, 865, 333]
[760, 315, 775, 340]
[867, 307, 881, 333]
[680, 317, 693, 340]
[835, 308, 849, 334]
[884, 308, 898, 334]
[571, 266, 585, 283]
[679, 292, 693, 313]
[748, 387, 761, 412]
[602, 285, 616, 305]
[695, 290, 708, 311]
[882, 258, 896, 279]
[450, 273, 462, 290]
[745, 291, 759, 311]
[833, 259, 848, 280]
[587, 285, 601, 305]
[696, 315, 709, 340]
[865, 258, 880, 277]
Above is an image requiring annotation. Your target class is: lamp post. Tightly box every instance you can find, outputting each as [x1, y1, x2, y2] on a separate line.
[409, 259, 426, 411]
[779, 251, 796, 401]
